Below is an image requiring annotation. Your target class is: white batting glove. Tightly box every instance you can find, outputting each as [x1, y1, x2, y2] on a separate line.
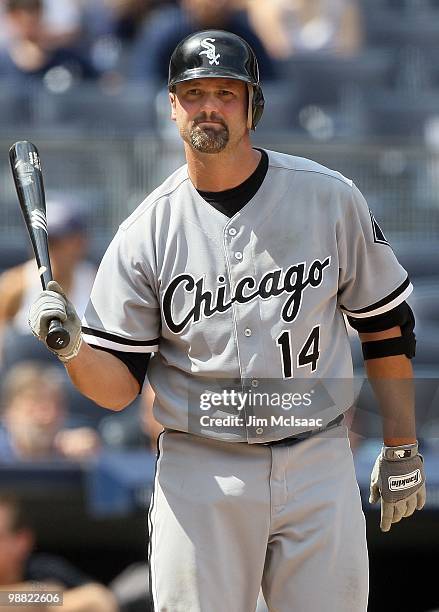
[28, 280, 83, 362]
[369, 442, 426, 532]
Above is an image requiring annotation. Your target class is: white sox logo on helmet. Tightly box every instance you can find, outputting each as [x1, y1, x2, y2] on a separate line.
[199, 38, 220, 66]
[30, 210, 48, 234]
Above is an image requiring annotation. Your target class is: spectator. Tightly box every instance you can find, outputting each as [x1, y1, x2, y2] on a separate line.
[0, 0, 83, 49]
[0, 494, 118, 612]
[80, 0, 165, 77]
[0, 362, 101, 462]
[97, 0, 160, 46]
[131, 0, 276, 84]
[0, 200, 96, 367]
[0, 0, 98, 82]
[40, 0, 83, 47]
[246, 0, 363, 59]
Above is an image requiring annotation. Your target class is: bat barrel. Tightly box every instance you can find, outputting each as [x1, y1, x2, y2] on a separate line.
[9, 141, 71, 349]
[9, 141, 53, 287]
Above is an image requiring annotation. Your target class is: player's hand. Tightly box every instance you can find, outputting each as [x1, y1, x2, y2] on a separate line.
[369, 444, 426, 532]
[28, 280, 82, 362]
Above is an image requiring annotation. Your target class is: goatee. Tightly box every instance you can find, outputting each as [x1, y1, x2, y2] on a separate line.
[189, 122, 229, 154]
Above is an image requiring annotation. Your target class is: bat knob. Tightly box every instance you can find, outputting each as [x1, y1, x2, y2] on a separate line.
[46, 319, 70, 350]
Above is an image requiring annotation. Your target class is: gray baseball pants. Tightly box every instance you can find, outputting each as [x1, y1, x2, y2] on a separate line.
[148, 424, 368, 611]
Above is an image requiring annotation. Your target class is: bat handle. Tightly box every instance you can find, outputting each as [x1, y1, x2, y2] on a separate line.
[46, 319, 70, 350]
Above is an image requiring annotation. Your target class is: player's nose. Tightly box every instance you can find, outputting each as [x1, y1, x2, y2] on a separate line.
[199, 92, 222, 114]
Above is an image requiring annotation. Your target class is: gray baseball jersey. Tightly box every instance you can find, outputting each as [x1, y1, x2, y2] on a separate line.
[82, 149, 412, 442]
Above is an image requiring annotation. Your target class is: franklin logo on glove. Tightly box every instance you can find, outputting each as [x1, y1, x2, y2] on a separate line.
[388, 470, 421, 491]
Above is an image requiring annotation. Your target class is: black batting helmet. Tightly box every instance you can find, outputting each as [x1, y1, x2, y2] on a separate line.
[168, 30, 265, 130]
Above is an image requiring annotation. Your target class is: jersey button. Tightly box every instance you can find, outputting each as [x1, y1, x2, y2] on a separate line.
[256, 427, 264, 435]
[235, 252, 243, 260]
[251, 379, 259, 388]
[244, 328, 252, 337]
[228, 228, 237, 236]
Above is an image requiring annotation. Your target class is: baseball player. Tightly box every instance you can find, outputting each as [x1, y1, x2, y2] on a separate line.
[29, 31, 426, 612]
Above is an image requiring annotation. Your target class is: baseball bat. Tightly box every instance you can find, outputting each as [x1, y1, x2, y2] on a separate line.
[9, 141, 70, 350]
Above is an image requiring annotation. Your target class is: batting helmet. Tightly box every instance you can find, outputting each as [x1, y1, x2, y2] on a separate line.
[168, 30, 265, 130]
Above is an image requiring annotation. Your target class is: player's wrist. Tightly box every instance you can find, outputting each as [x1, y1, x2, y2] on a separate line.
[381, 441, 419, 460]
[383, 436, 417, 447]
[57, 333, 83, 363]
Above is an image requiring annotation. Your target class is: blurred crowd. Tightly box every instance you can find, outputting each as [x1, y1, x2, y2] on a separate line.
[0, 0, 438, 140]
[0, 0, 362, 84]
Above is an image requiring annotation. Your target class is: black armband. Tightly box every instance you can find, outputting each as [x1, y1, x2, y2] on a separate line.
[362, 334, 416, 360]
[358, 301, 416, 360]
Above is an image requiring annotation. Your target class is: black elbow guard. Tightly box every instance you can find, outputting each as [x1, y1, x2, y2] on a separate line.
[357, 302, 416, 360]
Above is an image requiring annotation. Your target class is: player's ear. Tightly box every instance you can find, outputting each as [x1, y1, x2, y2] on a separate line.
[169, 92, 177, 121]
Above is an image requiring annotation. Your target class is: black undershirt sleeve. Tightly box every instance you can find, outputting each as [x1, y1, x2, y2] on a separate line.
[91, 345, 150, 391]
[347, 301, 414, 334]
[348, 302, 416, 359]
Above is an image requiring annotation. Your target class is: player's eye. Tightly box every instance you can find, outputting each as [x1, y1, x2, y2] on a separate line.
[186, 89, 202, 96]
[218, 90, 234, 97]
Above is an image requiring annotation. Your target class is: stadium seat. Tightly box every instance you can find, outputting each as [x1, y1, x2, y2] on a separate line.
[363, 10, 439, 47]
[408, 279, 439, 323]
[278, 50, 394, 107]
[0, 81, 35, 128]
[0, 244, 29, 274]
[366, 91, 439, 139]
[394, 243, 439, 278]
[256, 82, 301, 132]
[34, 82, 158, 134]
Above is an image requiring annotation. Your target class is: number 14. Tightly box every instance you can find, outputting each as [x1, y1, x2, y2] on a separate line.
[276, 325, 320, 378]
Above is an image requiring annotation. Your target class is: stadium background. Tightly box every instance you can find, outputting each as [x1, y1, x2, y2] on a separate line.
[0, 1, 438, 611]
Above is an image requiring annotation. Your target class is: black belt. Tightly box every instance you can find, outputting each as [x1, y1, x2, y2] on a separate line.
[263, 414, 345, 447]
